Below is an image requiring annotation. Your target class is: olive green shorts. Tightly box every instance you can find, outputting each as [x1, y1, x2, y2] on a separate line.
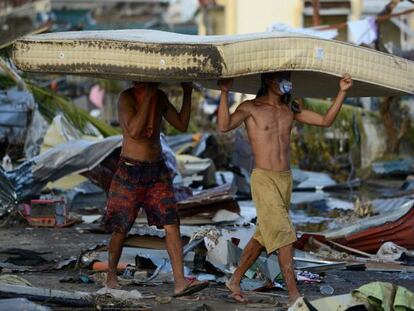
[251, 168, 297, 254]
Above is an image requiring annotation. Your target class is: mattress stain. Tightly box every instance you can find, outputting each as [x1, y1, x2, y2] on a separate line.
[11, 35, 414, 95]
[13, 40, 224, 80]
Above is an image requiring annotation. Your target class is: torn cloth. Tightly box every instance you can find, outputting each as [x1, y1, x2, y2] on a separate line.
[347, 17, 377, 45]
[376, 242, 414, 262]
[353, 282, 414, 311]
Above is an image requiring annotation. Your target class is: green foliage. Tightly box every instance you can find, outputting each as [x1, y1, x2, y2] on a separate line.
[163, 117, 199, 135]
[291, 98, 368, 177]
[30, 84, 120, 137]
[96, 79, 124, 94]
[302, 98, 368, 146]
[0, 75, 17, 89]
[162, 90, 203, 135]
[0, 47, 11, 59]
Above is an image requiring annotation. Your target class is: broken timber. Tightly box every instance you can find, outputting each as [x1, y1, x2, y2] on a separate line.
[0, 284, 93, 307]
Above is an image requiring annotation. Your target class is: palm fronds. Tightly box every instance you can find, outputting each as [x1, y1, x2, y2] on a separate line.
[29, 83, 120, 137]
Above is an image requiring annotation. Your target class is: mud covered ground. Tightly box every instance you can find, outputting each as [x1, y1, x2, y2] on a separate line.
[0, 226, 413, 311]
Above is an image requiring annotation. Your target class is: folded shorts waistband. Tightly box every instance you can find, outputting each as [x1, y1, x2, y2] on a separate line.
[252, 168, 292, 175]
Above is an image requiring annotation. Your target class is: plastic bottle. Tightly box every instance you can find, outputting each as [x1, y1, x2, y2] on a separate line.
[320, 284, 334, 295]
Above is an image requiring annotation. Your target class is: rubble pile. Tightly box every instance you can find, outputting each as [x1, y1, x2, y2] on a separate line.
[0, 1, 414, 310]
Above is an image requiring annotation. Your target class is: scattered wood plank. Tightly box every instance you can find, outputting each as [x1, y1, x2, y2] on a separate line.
[327, 240, 374, 258]
[0, 284, 93, 307]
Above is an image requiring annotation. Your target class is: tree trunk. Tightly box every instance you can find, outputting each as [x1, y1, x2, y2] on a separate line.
[376, 1, 411, 154]
[379, 96, 411, 154]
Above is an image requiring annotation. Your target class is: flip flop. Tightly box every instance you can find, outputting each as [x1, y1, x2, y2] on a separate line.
[173, 281, 209, 298]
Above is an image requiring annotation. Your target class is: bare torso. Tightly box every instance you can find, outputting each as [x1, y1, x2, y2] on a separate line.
[244, 97, 294, 172]
[119, 88, 164, 161]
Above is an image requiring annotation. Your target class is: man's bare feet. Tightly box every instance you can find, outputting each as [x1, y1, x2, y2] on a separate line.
[226, 278, 248, 303]
[174, 278, 188, 295]
[106, 272, 121, 289]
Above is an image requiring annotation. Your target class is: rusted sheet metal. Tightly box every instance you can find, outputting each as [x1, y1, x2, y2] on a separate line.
[332, 207, 414, 253]
[295, 202, 414, 253]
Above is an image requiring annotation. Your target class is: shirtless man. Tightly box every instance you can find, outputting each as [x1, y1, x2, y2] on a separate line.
[218, 72, 353, 305]
[103, 82, 208, 296]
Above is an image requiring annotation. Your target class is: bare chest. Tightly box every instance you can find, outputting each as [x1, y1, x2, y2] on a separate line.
[247, 105, 294, 133]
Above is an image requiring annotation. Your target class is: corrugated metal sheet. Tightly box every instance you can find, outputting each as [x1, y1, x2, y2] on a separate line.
[372, 159, 414, 176]
[334, 206, 414, 252]
[372, 196, 414, 214]
[325, 199, 414, 252]
[0, 136, 122, 209]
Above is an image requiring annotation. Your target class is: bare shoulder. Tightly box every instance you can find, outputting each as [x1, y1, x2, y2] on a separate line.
[118, 88, 135, 110]
[236, 100, 254, 112]
[119, 88, 133, 102]
[251, 96, 267, 107]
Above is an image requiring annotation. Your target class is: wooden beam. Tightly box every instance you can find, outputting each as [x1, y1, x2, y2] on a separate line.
[0, 284, 93, 307]
[312, 0, 322, 26]
[317, 7, 414, 30]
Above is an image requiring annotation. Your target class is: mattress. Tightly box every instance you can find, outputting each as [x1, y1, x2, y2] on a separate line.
[12, 29, 414, 97]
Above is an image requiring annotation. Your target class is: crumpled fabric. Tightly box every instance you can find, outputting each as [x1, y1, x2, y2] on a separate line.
[353, 282, 414, 311]
[376, 242, 414, 262]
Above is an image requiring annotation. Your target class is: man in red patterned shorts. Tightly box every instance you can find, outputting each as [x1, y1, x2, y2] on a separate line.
[103, 81, 208, 296]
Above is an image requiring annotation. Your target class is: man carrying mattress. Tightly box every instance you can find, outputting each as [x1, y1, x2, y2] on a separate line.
[103, 82, 209, 296]
[218, 72, 352, 305]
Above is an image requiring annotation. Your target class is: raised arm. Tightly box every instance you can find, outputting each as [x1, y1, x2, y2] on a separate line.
[295, 74, 353, 127]
[118, 84, 156, 138]
[162, 83, 192, 132]
[217, 79, 251, 133]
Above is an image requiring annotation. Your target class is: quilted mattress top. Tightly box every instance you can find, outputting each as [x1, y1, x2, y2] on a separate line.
[12, 29, 414, 97]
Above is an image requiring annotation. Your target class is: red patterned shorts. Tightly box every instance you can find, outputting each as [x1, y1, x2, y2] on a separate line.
[103, 156, 179, 233]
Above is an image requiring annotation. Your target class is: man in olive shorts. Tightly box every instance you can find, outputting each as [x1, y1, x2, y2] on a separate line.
[218, 72, 353, 305]
[103, 82, 208, 297]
